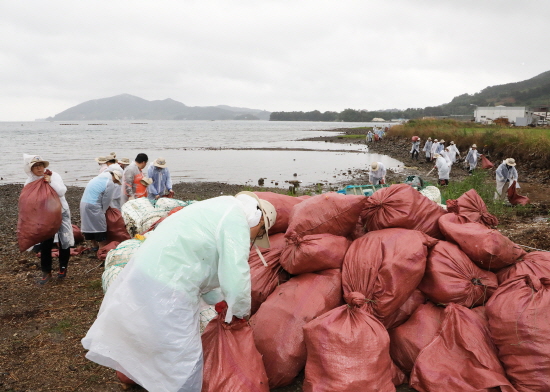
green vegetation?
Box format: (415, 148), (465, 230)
(48, 319), (73, 334)
(337, 134), (365, 139)
(87, 279), (102, 291)
(390, 119), (550, 168)
(439, 170), (530, 219)
(270, 70), (550, 122)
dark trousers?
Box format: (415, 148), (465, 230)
(40, 237), (70, 273)
(412, 151), (419, 160)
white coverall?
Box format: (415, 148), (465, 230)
(435, 156), (450, 181)
(448, 144), (460, 164)
(494, 162), (518, 200)
(369, 162), (387, 185)
(423, 141), (433, 160)
(82, 196), (252, 392)
(465, 149), (481, 171)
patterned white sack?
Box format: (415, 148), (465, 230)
(102, 239), (144, 293)
(420, 185), (442, 204)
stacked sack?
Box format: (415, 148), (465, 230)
(196, 185), (550, 392)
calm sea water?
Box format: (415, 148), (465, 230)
(0, 120), (402, 188)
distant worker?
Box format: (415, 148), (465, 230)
(80, 169), (123, 251)
(410, 138), (420, 161)
(495, 158), (518, 200)
(448, 141), (460, 164)
(147, 157), (174, 200)
(430, 139), (439, 161)
(465, 144), (482, 174)
(366, 130), (373, 143)
(442, 147), (452, 166)
(121, 153), (149, 204)
(437, 139), (445, 154)
(369, 161), (386, 185)
(433, 153), (450, 186)
(422, 138), (433, 163)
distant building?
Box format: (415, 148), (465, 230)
(372, 117), (385, 122)
(474, 106), (538, 126)
(532, 106), (549, 123)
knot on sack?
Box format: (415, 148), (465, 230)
(525, 274), (542, 292)
(471, 277), (485, 286)
(344, 292), (367, 307)
(285, 232), (302, 246)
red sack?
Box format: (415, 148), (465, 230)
(374, 134), (380, 141)
(445, 189), (498, 227)
(343, 228), (435, 327)
(253, 192), (305, 234)
(497, 251), (550, 284)
(285, 193), (366, 238)
(17, 178), (62, 252)
(280, 233), (351, 274)
(389, 302), (446, 374)
(72, 224), (85, 244)
(487, 275), (550, 391)
(106, 207), (131, 243)
(201, 302), (269, 392)
(507, 181), (530, 206)
(384, 289), (426, 330)
(418, 241), (498, 307)
(250, 269), (342, 388)
(97, 241), (119, 260)
(481, 155), (494, 169)
(409, 303), (515, 392)
(248, 247), (289, 315)
(438, 213), (525, 271)
(303, 303), (395, 392)
(411, 136), (419, 141)
(361, 184), (446, 239)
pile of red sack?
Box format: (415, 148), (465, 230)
(200, 186), (550, 392)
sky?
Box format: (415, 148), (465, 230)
(1, 0), (549, 121)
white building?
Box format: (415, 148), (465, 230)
(474, 106), (537, 125)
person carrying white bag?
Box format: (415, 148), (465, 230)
(82, 191), (276, 392)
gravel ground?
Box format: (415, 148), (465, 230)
(1, 133), (548, 391)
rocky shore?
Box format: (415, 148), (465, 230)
(0, 131), (548, 392)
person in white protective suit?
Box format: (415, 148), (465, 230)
(82, 191), (277, 392)
(410, 138), (421, 161)
(465, 144), (482, 174)
(448, 141), (460, 164)
(442, 147), (453, 166)
(430, 139), (439, 161)
(369, 161), (386, 185)
(433, 153), (450, 186)
(422, 137), (433, 162)
(494, 158), (518, 201)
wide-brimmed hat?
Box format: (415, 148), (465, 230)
(117, 157), (130, 165)
(472, 144), (477, 148)
(28, 155), (50, 170)
(235, 191), (277, 249)
(140, 177), (153, 186)
(428, 137), (432, 140)
(106, 154), (117, 162)
(110, 152), (116, 159)
(433, 139), (438, 142)
(504, 158), (516, 166)
(95, 156), (108, 164)
(371, 162), (379, 171)
(153, 157), (167, 168)
(110, 169), (123, 183)
(450, 141), (455, 145)
(433, 153), (442, 159)
(440, 139), (445, 143)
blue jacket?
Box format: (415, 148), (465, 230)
(147, 166), (172, 199)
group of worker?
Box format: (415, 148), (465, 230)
(366, 126), (388, 142)
(81, 152), (175, 251)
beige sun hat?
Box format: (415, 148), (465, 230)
(450, 141), (455, 145)
(110, 152), (116, 159)
(235, 191), (277, 249)
(106, 154), (117, 162)
(440, 139), (445, 143)
(472, 144), (477, 148)
(433, 153), (442, 159)
(140, 177), (153, 186)
(153, 157), (167, 168)
(95, 156), (108, 164)
(28, 155), (50, 169)
(428, 137), (432, 140)
(109, 169), (123, 183)
(433, 139), (438, 142)
(371, 162), (379, 171)
(117, 157), (130, 165)
(504, 158), (516, 166)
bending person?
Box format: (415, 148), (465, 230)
(82, 192), (277, 392)
(80, 169), (123, 250)
(495, 158), (518, 200)
(369, 161), (386, 185)
(147, 157), (174, 200)
(433, 153), (450, 186)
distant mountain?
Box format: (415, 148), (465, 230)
(47, 94), (271, 121)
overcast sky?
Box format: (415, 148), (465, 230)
(1, 0), (549, 121)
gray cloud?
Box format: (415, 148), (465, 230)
(1, 0), (548, 120)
